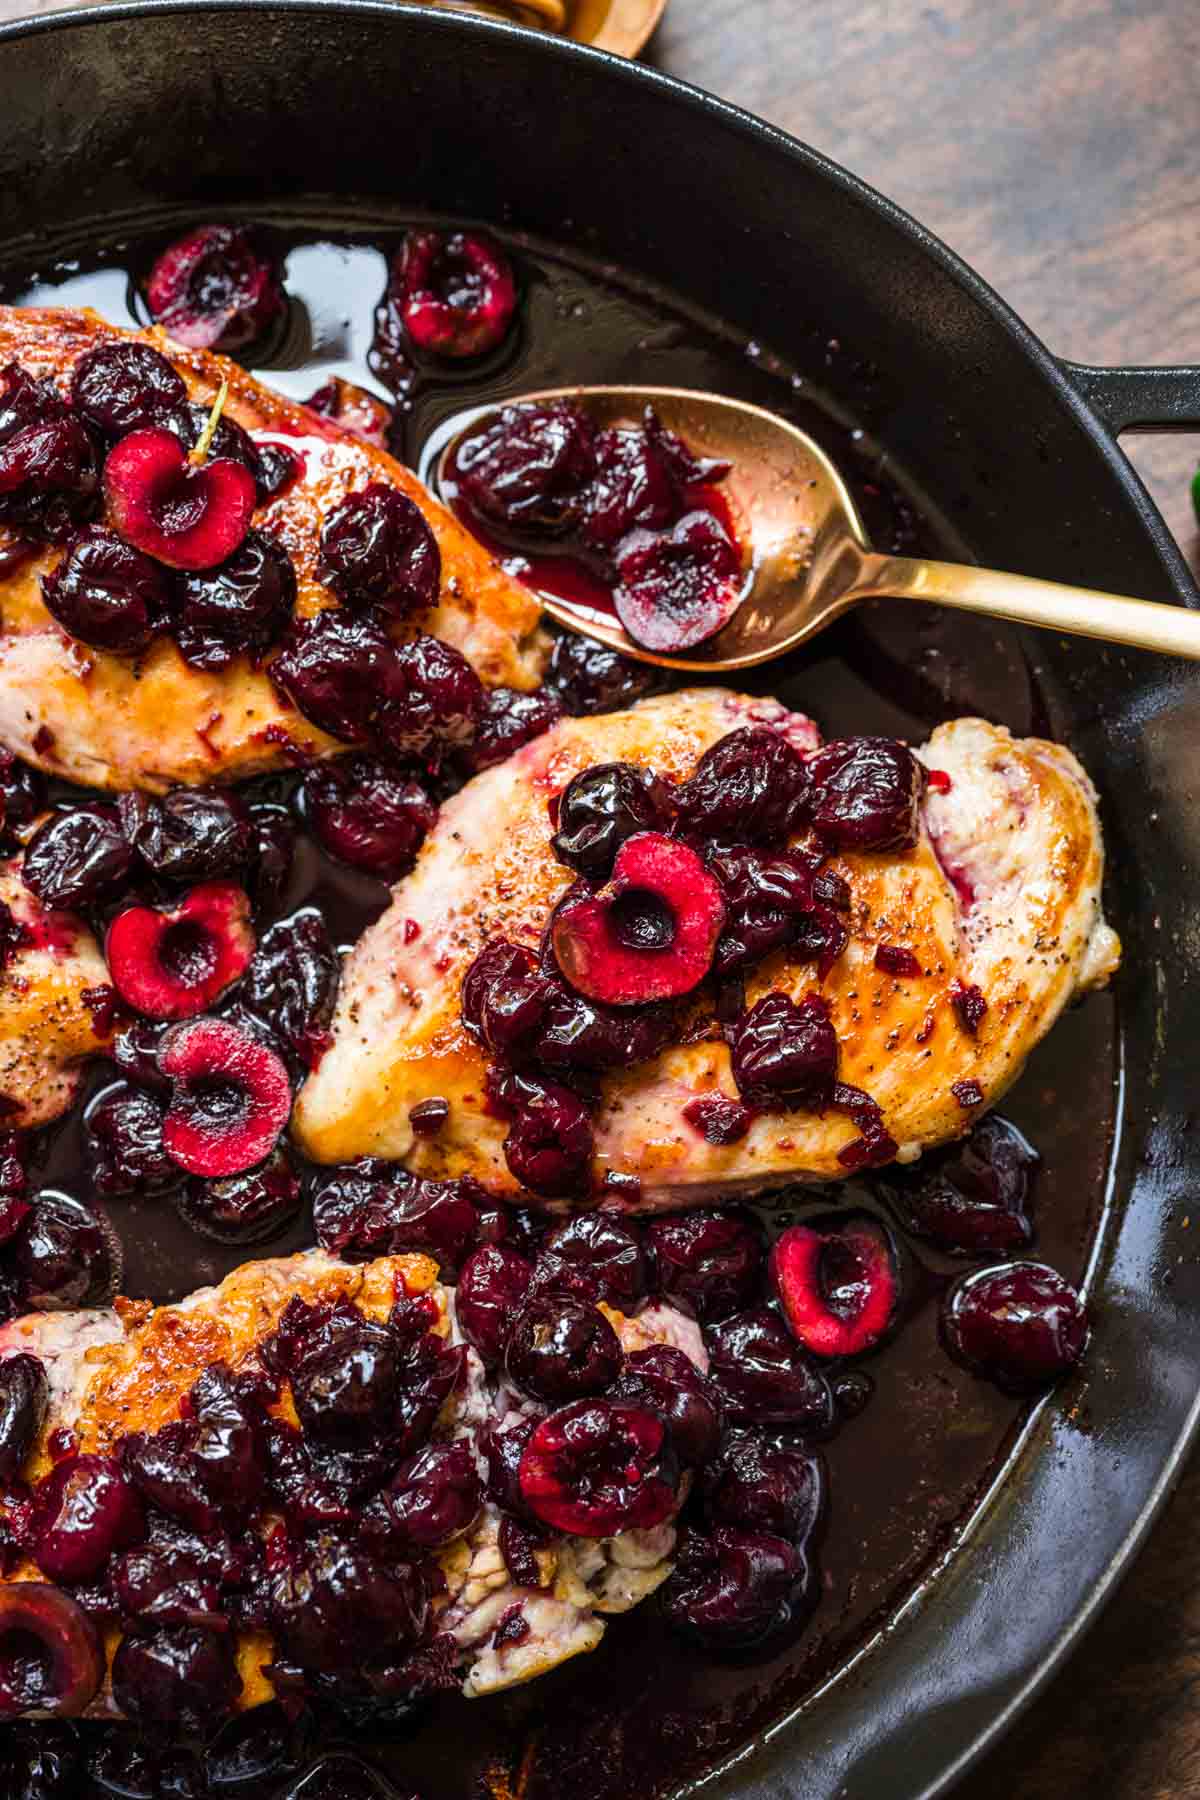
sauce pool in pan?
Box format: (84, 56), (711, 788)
(0, 217), (1118, 1798)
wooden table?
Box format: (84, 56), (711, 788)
(3, 0), (1197, 1791)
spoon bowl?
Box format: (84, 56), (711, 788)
(430, 385), (1200, 668)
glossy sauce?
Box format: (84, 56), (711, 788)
(3, 217), (1118, 1799)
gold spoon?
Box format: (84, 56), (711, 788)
(431, 385), (1200, 671)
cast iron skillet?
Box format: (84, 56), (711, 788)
(1, 5), (1199, 1794)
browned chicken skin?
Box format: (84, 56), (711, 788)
(0, 306), (547, 792)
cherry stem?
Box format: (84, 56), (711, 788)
(189, 377), (230, 466)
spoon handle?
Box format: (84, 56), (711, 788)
(859, 554), (1200, 660)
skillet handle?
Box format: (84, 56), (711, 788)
(1061, 361), (1200, 434)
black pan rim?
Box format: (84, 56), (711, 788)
(0, 6), (1191, 1793)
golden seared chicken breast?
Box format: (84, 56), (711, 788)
(0, 1248), (709, 1716)
(0, 854), (113, 1126)
(293, 690), (1119, 1204)
(0, 307), (546, 791)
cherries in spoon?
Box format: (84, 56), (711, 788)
(430, 385), (1200, 669)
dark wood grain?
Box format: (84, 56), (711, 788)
(1, 0), (1196, 1791)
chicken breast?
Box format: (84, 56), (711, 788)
(0, 853), (113, 1126)
(292, 690), (1120, 1203)
(0, 1249), (702, 1711)
(0, 307), (547, 791)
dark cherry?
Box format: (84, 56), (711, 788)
(704, 1307), (834, 1432)
(0, 1720), (82, 1795)
(771, 1215), (899, 1359)
(707, 844), (823, 974)
(111, 1017), (171, 1091)
(269, 609), (397, 744)
(532, 1211), (647, 1311)
(246, 803), (295, 914)
(305, 374), (393, 448)
(242, 907), (339, 1070)
(460, 939), (550, 1061)
(318, 482), (440, 618)
(83, 1081), (179, 1198)
(451, 400), (596, 536)
(32, 1453), (144, 1582)
(175, 531), (297, 670)
(0, 371), (99, 544)
(378, 631), (484, 760)
(503, 1080), (594, 1198)
(145, 224), (285, 351)
(518, 1398), (679, 1537)
(578, 422), (678, 547)
(178, 1148), (302, 1245)
(551, 760), (676, 878)
(464, 684), (563, 773)
(702, 1430), (824, 1543)
(676, 727), (811, 846)
(806, 736), (925, 852)
(393, 228), (516, 359)
(879, 1114), (1038, 1254)
(86, 1730), (205, 1800)
(613, 510), (744, 653)
(941, 1260), (1088, 1393)
(111, 1540), (223, 1631)
(368, 1440), (482, 1552)
(644, 1208), (764, 1322)
(544, 629), (669, 717)
(0, 751), (46, 848)
(290, 1315), (400, 1446)
(0, 1354), (48, 1481)
(0, 1585), (102, 1719)
(111, 1623), (242, 1736)
(40, 525), (171, 654)
(455, 1244), (533, 1367)
(506, 1295), (623, 1404)
(660, 1525), (806, 1652)
(70, 340), (188, 440)
(310, 1162), (482, 1275)
(252, 440), (301, 504)
(729, 991), (839, 1111)
(301, 756), (437, 882)
(23, 802), (134, 909)
(189, 1362), (267, 1515)
(203, 1700), (315, 1795)
(119, 1424), (219, 1534)
(682, 1093), (754, 1146)
(531, 973), (677, 1074)
(268, 1534), (427, 1671)
(118, 787), (252, 885)
(11, 1191), (114, 1310)
(607, 1344), (721, 1467)
(481, 1416), (538, 1518)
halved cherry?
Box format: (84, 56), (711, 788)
(613, 510), (746, 652)
(770, 1215), (898, 1358)
(145, 224), (285, 352)
(106, 882), (255, 1021)
(305, 376), (393, 449)
(158, 1015), (291, 1178)
(0, 1583), (103, 1718)
(103, 425), (255, 571)
(394, 229), (516, 360)
(551, 831), (725, 1007)
(518, 1398), (680, 1537)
